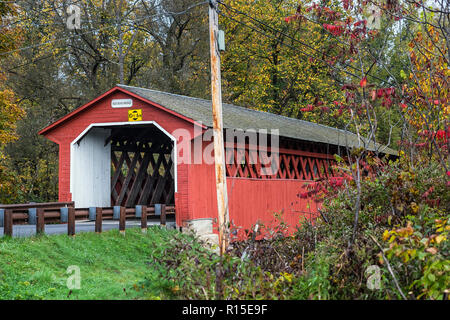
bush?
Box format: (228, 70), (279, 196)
(382, 211), (449, 299)
(293, 158), (450, 300)
(229, 158), (449, 300)
(138, 158), (448, 300)
(142, 230), (296, 299)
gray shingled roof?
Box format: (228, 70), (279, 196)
(118, 84), (397, 155)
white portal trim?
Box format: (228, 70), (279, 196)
(70, 121), (178, 202)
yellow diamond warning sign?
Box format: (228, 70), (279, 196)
(128, 109), (142, 121)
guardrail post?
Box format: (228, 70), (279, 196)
(140, 205), (147, 233)
(36, 208), (45, 235)
(60, 207), (68, 223)
(0, 209), (4, 227)
(68, 207), (75, 236)
(28, 208), (37, 225)
(88, 207), (96, 221)
(95, 207), (102, 233)
(160, 204), (166, 227)
(4, 209), (13, 237)
(119, 206), (126, 235)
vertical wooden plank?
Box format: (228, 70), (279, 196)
(95, 207), (102, 233)
(164, 182), (175, 205)
(138, 152), (164, 205)
(141, 205), (147, 232)
(314, 158), (322, 178)
(292, 157), (300, 179)
(308, 157), (316, 179)
(245, 149), (256, 178)
(4, 209), (13, 237)
(301, 157), (310, 180)
(150, 158), (173, 205)
(160, 204), (166, 227)
(36, 208), (45, 235)
(111, 151), (125, 203)
(119, 206), (126, 235)
(68, 207), (75, 236)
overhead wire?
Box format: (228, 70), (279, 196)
(217, 0), (393, 86)
(3, 0), (398, 88)
(0, 1), (208, 57)
(216, 8), (362, 85)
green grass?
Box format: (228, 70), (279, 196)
(0, 227), (185, 300)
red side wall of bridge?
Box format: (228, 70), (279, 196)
(186, 161), (320, 237)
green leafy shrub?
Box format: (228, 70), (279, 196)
(382, 212), (449, 299)
(306, 159), (449, 299)
(142, 231), (296, 299)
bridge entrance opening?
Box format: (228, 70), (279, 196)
(70, 122), (176, 209)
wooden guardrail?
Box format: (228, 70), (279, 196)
(0, 204), (174, 237)
(0, 201), (75, 210)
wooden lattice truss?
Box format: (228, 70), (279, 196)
(225, 137), (339, 180)
(107, 126), (174, 207)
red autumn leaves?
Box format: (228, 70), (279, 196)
(419, 129), (449, 142)
(360, 77), (367, 88)
(323, 23), (344, 36)
(299, 78), (404, 117)
(322, 19), (368, 40)
(398, 128), (449, 152)
(298, 174), (353, 202)
(371, 87), (396, 108)
(300, 101), (330, 113)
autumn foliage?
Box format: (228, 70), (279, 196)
(0, 2), (26, 203)
(261, 0), (450, 300)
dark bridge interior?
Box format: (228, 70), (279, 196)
(104, 124), (175, 207)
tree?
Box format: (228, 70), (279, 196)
(282, 0), (448, 249)
(0, 1), (26, 203)
(220, 0), (345, 129)
(0, 2), (24, 146)
(0, 0), (211, 202)
(403, 23), (449, 170)
(133, 0), (210, 96)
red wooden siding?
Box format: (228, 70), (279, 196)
(227, 178), (320, 237)
(187, 157), (320, 236)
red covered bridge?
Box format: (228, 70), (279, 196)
(39, 85), (396, 237)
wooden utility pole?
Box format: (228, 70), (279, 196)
(208, 0), (230, 255)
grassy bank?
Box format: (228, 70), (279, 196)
(0, 227), (187, 300)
